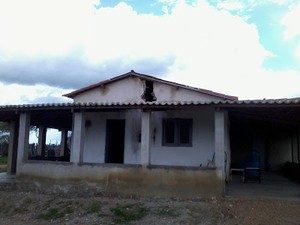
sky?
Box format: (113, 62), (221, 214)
(0, 0), (300, 104)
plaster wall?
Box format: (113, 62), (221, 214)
(230, 123), (293, 171)
(153, 82), (225, 102)
(150, 107), (215, 167)
(268, 130), (292, 171)
(81, 107), (215, 167)
(74, 77), (144, 103)
(73, 77), (226, 104)
(82, 110), (142, 164)
(16, 162), (223, 199)
(83, 111), (124, 163)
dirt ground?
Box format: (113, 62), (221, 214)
(0, 189), (299, 225)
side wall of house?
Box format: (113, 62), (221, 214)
(82, 107), (215, 167)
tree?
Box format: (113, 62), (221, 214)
(0, 122), (9, 133)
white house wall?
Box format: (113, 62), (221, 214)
(151, 107), (215, 167)
(73, 76), (226, 104)
(74, 77), (144, 103)
(81, 107), (215, 167)
(153, 82), (224, 102)
(82, 110), (142, 164)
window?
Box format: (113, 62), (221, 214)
(162, 119), (192, 146)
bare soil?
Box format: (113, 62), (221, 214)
(0, 189), (299, 225)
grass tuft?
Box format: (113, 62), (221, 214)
(0, 156), (8, 164)
(37, 208), (64, 220)
(110, 203), (148, 223)
(154, 206), (180, 217)
(86, 201), (102, 215)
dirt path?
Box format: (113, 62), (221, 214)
(0, 190), (299, 225)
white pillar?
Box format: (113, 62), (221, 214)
(7, 121), (18, 174)
(141, 109), (151, 167)
(215, 109), (226, 176)
(37, 126), (46, 157)
(70, 111), (85, 163)
(17, 112), (30, 166)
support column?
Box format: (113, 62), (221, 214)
(7, 121), (19, 174)
(141, 109), (151, 167)
(37, 126), (46, 158)
(70, 111), (85, 163)
(214, 109), (226, 178)
(16, 112), (31, 166)
(60, 129), (68, 157)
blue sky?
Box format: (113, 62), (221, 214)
(0, 0), (299, 103)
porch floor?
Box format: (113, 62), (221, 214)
(226, 172), (300, 201)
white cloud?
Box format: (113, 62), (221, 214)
(216, 0), (245, 11)
(0, 0), (300, 104)
(0, 82), (72, 105)
(281, 2), (300, 40)
(0, 0), (93, 56)
(296, 44), (300, 62)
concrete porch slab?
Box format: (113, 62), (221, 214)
(226, 172), (300, 201)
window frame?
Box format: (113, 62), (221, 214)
(162, 118), (193, 147)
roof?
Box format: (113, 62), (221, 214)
(1, 97), (300, 111)
(64, 70), (238, 101)
(2, 98), (300, 126)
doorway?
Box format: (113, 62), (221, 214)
(105, 119), (125, 164)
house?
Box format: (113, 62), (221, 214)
(0, 70), (299, 198)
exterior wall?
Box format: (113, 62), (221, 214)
(268, 130), (293, 171)
(74, 77), (144, 103)
(153, 82), (224, 102)
(82, 110), (141, 164)
(81, 107), (215, 167)
(151, 107), (215, 167)
(16, 162), (223, 199)
(73, 77), (226, 103)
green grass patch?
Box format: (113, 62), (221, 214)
(37, 200), (75, 220)
(37, 208), (64, 220)
(86, 201), (102, 215)
(154, 206), (180, 217)
(110, 203), (148, 224)
(63, 206), (74, 214)
(0, 203), (12, 215)
(0, 156), (8, 164)
(14, 207), (28, 214)
(0, 156), (8, 172)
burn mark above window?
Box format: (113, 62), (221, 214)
(141, 80), (157, 102)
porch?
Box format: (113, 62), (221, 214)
(226, 172), (300, 201)
(0, 103), (228, 198)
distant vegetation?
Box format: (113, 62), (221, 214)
(0, 122), (9, 157)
